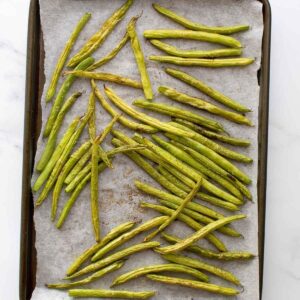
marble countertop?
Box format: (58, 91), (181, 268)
(0, 0), (299, 299)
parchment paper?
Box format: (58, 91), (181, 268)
(32, 0), (263, 299)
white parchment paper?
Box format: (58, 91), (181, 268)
(32, 0), (263, 299)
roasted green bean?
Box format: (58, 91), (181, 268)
(88, 32), (129, 71)
(47, 261), (124, 289)
(111, 263), (208, 286)
(150, 39), (242, 58)
(166, 68), (251, 112)
(68, 289), (155, 299)
(46, 13), (91, 102)
(140, 202), (226, 252)
(152, 3), (249, 35)
(67, 0), (133, 67)
(161, 253), (240, 285)
(144, 29), (242, 48)
(67, 221), (136, 276)
(162, 233), (254, 261)
(133, 99), (224, 132)
(158, 86), (252, 125)
(149, 56), (254, 67)
(147, 274), (238, 296)
(127, 16), (153, 100)
(64, 70), (142, 89)
(68, 241), (160, 279)
(33, 118), (80, 192)
(37, 92), (81, 171)
(43, 57), (94, 137)
(157, 214), (246, 254)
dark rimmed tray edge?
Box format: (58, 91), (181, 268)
(19, 0), (271, 299)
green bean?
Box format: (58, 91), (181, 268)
(173, 118), (251, 147)
(111, 263), (208, 287)
(88, 89), (96, 140)
(56, 163), (107, 229)
(87, 32), (129, 71)
(152, 3), (249, 35)
(147, 274), (238, 296)
(158, 215), (246, 254)
(171, 140), (252, 200)
(68, 289), (155, 299)
(47, 261), (124, 289)
(169, 121), (253, 167)
(135, 180), (223, 220)
(161, 253), (240, 285)
(36, 112), (91, 206)
(145, 180), (202, 241)
(65, 145), (145, 193)
(166, 68), (251, 113)
(93, 81), (157, 134)
(144, 29), (242, 48)
(162, 233), (254, 261)
(36, 92), (81, 171)
(67, 0), (133, 67)
(159, 200), (241, 237)
(64, 70), (142, 89)
(104, 86), (198, 139)
(149, 56), (254, 67)
(91, 216), (167, 262)
(33, 118), (80, 192)
(140, 202), (226, 252)
(68, 241), (160, 279)
(150, 39), (242, 58)
(158, 165), (240, 211)
(46, 13), (91, 102)
(136, 134), (243, 204)
(67, 221), (136, 276)
(52, 141), (91, 221)
(158, 86), (252, 126)
(133, 99), (224, 132)
(43, 57), (94, 137)
(127, 16), (153, 100)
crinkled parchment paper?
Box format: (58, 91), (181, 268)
(31, 0), (263, 299)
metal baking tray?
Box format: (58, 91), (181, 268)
(19, 0), (271, 299)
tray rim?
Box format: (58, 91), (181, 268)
(19, 0), (271, 299)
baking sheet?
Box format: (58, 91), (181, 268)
(31, 0), (263, 299)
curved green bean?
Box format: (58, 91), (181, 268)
(67, 0), (133, 67)
(152, 3), (249, 35)
(66, 221), (136, 276)
(147, 274), (238, 296)
(140, 202), (226, 252)
(166, 68), (251, 112)
(68, 241), (160, 279)
(158, 215), (246, 254)
(37, 92), (81, 171)
(91, 216), (167, 262)
(161, 253), (240, 285)
(88, 32), (129, 71)
(43, 57), (94, 137)
(46, 13), (91, 102)
(47, 261), (124, 289)
(173, 118), (251, 147)
(64, 70), (142, 89)
(128, 17), (153, 100)
(158, 86), (252, 125)
(33, 118), (80, 192)
(133, 99), (224, 132)
(162, 233), (254, 261)
(150, 39), (242, 58)
(111, 263), (208, 287)
(144, 29), (242, 48)
(69, 289), (155, 299)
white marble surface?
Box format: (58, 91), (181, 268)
(0, 0), (299, 299)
